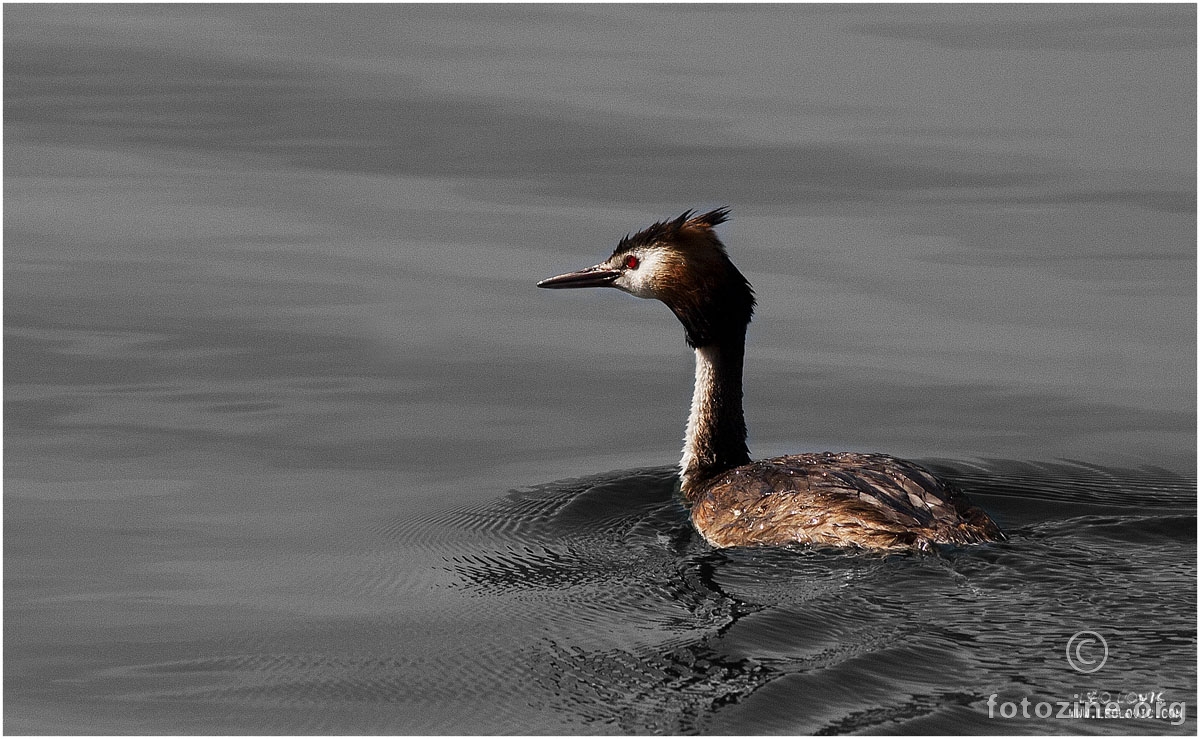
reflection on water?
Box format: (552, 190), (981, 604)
(13, 462), (1194, 734)
(5, 4), (1195, 735)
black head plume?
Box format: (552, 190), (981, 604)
(614, 207), (731, 257)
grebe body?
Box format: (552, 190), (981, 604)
(690, 452), (1001, 551)
(538, 208), (1003, 551)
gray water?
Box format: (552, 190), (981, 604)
(5, 4), (1196, 734)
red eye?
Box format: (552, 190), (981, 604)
(624, 254), (640, 270)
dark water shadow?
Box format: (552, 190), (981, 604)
(368, 459), (1196, 734)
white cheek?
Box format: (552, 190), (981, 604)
(615, 270), (657, 299)
(613, 251), (666, 299)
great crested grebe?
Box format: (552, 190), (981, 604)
(537, 208), (1004, 552)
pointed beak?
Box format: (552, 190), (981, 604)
(536, 264), (620, 289)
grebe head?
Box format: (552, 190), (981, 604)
(537, 208), (755, 347)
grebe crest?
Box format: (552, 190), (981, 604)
(538, 208), (1004, 552)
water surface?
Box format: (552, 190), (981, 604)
(5, 5), (1195, 734)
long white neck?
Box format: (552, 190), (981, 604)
(680, 340), (751, 500)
